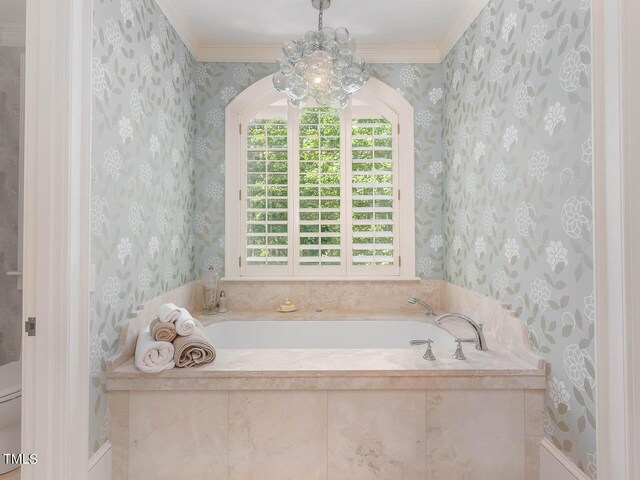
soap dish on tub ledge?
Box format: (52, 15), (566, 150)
(277, 299), (298, 313)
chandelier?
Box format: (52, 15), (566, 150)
(273, 0), (371, 109)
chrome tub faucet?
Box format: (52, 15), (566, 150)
(410, 339), (436, 361)
(407, 297), (437, 317)
(435, 313), (489, 351)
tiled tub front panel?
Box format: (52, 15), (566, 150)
(110, 388), (543, 480)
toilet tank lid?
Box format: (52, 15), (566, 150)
(0, 361), (21, 398)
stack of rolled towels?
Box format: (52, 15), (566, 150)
(134, 303), (216, 373)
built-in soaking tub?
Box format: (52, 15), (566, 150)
(206, 319), (454, 349)
(106, 280), (545, 480)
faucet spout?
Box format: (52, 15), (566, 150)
(435, 313), (488, 351)
(407, 297), (436, 316)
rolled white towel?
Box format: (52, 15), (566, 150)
(134, 327), (175, 373)
(175, 308), (196, 336)
(156, 303), (181, 323)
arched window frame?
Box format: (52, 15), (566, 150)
(224, 74), (416, 280)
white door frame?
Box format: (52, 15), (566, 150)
(593, 0), (640, 479)
(21, 0), (92, 478)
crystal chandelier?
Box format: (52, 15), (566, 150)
(273, 0), (371, 109)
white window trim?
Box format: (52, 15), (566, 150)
(225, 75), (415, 280)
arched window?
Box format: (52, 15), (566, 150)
(225, 75), (415, 279)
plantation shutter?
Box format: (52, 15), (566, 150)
(349, 105), (399, 275)
(237, 87), (407, 279)
(243, 104), (292, 275)
(296, 107), (344, 272)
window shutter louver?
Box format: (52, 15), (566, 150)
(233, 81), (412, 279)
(245, 117), (289, 267)
(298, 107), (343, 267)
(350, 116), (396, 268)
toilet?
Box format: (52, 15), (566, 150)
(0, 361), (21, 474)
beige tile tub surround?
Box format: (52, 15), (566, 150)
(109, 389), (540, 480)
(213, 279), (442, 313)
(107, 279), (544, 479)
(108, 391), (129, 480)
(524, 390), (545, 480)
(439, 281), (540, 366)
(426, 390), (525, 479)
(129, 391), (228, 480)
(229, 391), (327, 480)
(328, 390), (427, 480)
(108, 278), (539, 371)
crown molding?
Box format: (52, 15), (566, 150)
(437, 0), (490, 60)
(0, 22), (25, 47)
(196, 43), (441, 64)
(153, 0), (200, 57)
(196, 44), (280, 63)
(355, 44), (442, 64)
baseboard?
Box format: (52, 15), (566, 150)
(88, 441), (112, 480)
(540, 438), (590, 480)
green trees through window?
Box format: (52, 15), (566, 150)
(299, 108), (342, 266)
(244, 105), (397, 274)
(351, 118), (395, 266)
(246, 118), (289, 266)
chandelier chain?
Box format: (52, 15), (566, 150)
(318, 0), (324, 31)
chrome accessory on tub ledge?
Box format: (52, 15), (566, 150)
(407, 297), (437, 316)
(453, 338), (467, 360)
(409, 339), (436, 361)
(435, 313), (488, 351)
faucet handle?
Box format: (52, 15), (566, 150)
(423, 339), (436, 361)
(453, 338), (466, 360)
(410, 339), (428, 345)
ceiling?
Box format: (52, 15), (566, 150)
(155, 0), (489, 63)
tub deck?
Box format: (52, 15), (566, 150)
(108, 347), (543, 391)
(108, 310), (543, 391)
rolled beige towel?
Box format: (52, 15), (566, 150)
(173, 322), (216, 368)
(150, 317), (177, 342)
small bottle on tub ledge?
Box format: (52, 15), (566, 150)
(217, 290), (228, 313)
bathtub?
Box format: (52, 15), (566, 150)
(205, 319), (453, 349)
(108, 312), (545, 480)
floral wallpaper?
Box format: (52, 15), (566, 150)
(441, 0), (595, 475)
(192, 62), (444, 279)
(88, 44), (445, 454)
(90, 0), (595, 472)
(90, 0), (197, 455)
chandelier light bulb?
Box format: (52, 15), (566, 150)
(273, 0), (371, 109)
